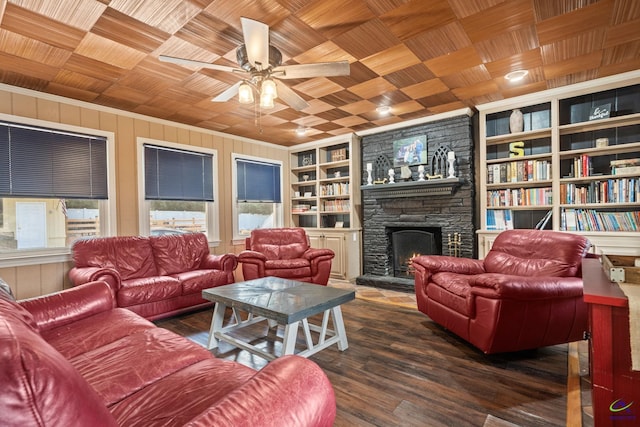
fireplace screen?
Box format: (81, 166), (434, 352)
(390, 229), (439, 277)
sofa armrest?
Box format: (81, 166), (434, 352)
(186, 355), (336, 427)
(470, 274), (585, 300)
(69, 266), (121, 291)
(238, 250), (268, 263)
(412, 255), (485, 276)
(303, 248), (335, 261)
(200, 253), (238, 272)
(19, 281), (116, 332)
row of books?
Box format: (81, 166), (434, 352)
(486, 187), (553, 207)
(487, 159), (551, 184)
(560, 178), (640, 204)
(320, 182), (349, 196)
(561, 208), (640, 231)
(321, 200), (350, 212)
(569, 154), (592, 178)
(292, 204), (314, 213)
(486, 209), (514, 230)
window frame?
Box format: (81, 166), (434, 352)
(231, 153), (283, 242)
(137, 137), (220, 245)
(0, 113), (116, 266)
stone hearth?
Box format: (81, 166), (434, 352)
(356, 114), (475, 292)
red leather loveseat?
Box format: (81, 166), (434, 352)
(412, 229), (591, 354)
(69, 232), (237, 320)
(0, 279), (336, 426)
(238, 228), (335, 285)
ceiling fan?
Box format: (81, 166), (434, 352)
(159, 17), (350, 111)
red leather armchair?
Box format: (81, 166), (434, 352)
(238, 228), (335, 285)
(412, 229), (591, 354)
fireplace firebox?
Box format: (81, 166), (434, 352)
(388, 227), (441, 277)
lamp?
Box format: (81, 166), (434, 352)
(260, 91), (274, 109)
(262, 79), (277, 98)
(238, 82), (254, 104)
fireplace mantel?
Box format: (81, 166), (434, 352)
(361, 177), (464, 199)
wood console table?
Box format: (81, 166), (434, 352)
(582, 258), (640, 426)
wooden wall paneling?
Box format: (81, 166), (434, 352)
(15, 264), (42, 300)
(40, 262), (65, 294)
(36, 98), (60, 122)
(162, 124), (178, 142)
(148, 120), (164, 140)
(11, 92), (37, 118)
(80, 107), (101, 128)
(115, 115), (137, 236)
(0, 267), (17, 295)
(59, 102), (82, 126)
(0, 90), (12, 114)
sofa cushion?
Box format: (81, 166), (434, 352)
(118, 276), (182, 307)
(173, 269), (230, 295)
(109, 358), (256, 426)
(42, 307), (156, 359)
(0, 315), (118, 427)
(150, 232), (210, 275)
(72, 236), (158, 280)
(428, 272), (474, 316)
(69, 328), (213, 406)
(266, 258), (312, 278)
(249, 228), (309, 260)
(484, 229), (590, 277)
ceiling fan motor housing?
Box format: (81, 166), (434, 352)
(236, 44), (283, 72)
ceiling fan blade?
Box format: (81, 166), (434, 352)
(240, 17), (270, 70)
(212, 81), (242, 102)
(274, 61), (350, 79)
(275, 80), (309, 111)
(159, 55), (243, 74)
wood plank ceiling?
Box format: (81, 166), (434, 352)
(0, 0), (638, 146)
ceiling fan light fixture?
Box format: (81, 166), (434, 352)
(238, 82), (254, 104)
(505, 70), (529, 82)
(260, 91), (275, 109)
(262, 79), (277, 98)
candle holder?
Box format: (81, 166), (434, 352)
(418, 165), (425, 181)
(366, 169), (372, 185)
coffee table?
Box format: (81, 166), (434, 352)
(202, 277), (355, 361)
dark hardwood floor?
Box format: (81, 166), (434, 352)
(156, 299), (571, 427)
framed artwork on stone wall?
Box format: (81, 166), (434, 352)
(392, 135), (427, 167)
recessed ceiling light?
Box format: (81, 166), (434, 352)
(295, 127), (307, 136)
(376, 106), (391, 115)
(505, 70), (529, 82)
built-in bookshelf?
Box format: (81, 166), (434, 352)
(477, 71), (640, 257)
(289, 134), (362, 279)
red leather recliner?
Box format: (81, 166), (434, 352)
(238, 228), (335, 285)
(412, 229), (591, 354)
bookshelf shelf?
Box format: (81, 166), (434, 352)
(477, 73), (640, 257)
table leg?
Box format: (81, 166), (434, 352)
(207, 302), (226, 350)
(332, 306), (349, 351)
(282, 321), (300, 355)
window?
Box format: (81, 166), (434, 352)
(139, 140), (218, 241)
(232, 154), (283, 239)
(0, 119), (113, 254)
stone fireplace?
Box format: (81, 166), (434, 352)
(357, 113), (475, 292)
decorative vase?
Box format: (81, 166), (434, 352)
(509, 109), (524, 133)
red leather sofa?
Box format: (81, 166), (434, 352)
(412, 229), (591, 354)
(238, 228), (335, 285)
(0, 280), (336, 426)
(69, 233), (237, 320)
